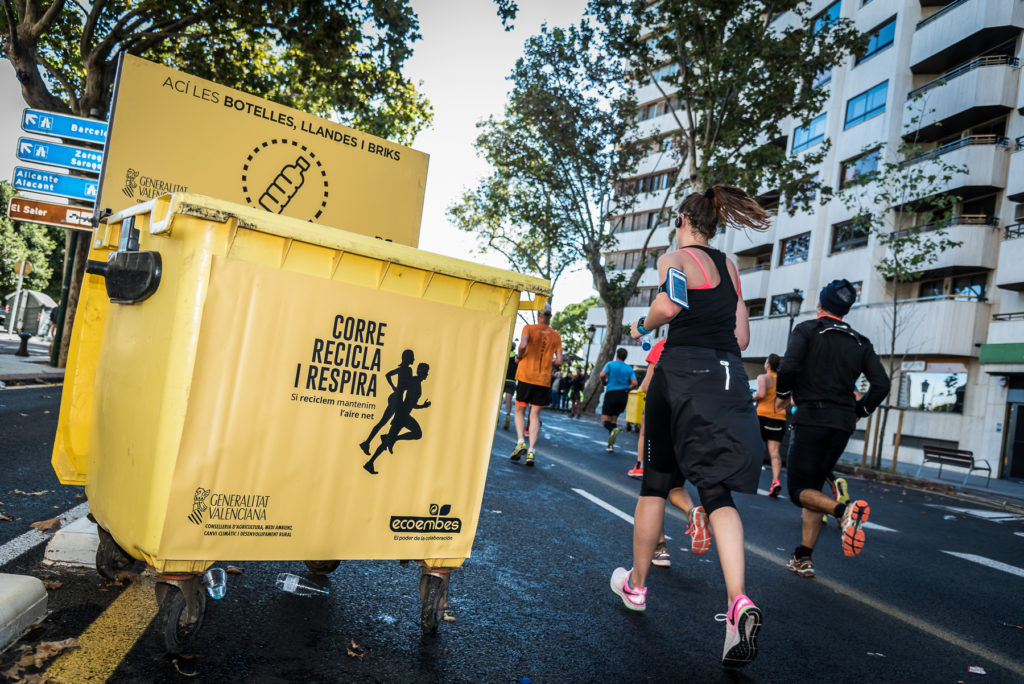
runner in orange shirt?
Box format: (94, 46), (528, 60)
(510, 306), (563, 466)
(752, 353), (786, 496)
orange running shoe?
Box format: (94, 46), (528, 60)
(686, 506), (711, 555)
(841, 500), (870, 557)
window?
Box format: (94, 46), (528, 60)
(813, 2), (841, 34)
(814, 68), (832, 89)
(845, 81), (888, 129)
(850, 281), (862, 301)
(778, 232), (811, 265)
(747, 299), (766, 317)
(952, 273), (987, 301)
(898, 361), (968, 414)
(839, 149), (880, 188)
(919, 279), (944, 297)
(831, 219), (870, 253)
(856, 17), (896, 65)
(769, 290), (804, 316)
(792, 113), (827, 153)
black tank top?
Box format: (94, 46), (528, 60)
(664, 245), (740, 355)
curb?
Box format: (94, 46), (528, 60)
(0, 372), (64, 387)
(836, 464), (1024, 515)
(0, 574), (47, 654)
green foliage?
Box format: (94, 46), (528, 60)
(1, 0), (432, 143)
(591, 0), (867, 205)
(551, 296), (599, 355)
(0, 182), (63, 299)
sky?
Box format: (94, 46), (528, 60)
(0, 1), (597, 311)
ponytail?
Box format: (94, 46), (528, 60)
(677, 184), (771, 240)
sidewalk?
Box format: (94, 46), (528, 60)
(0, 331), (65, 385)
(835, 453), (1024, 514)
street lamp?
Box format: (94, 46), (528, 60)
(585, 324), (596, 371)
(785, 289), (804, 338)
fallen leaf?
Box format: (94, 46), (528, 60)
(443, 609), (456, 623)
(1, 664), (23, 680)
(346, 639), (366, 660)
(20, 638), (78, 668)
(225, 565), (244, 575)
(0, 513), (13, 522)
(115, 570), (141, 584)
(171, 658), (198, 677)
(23, 674), (50, 684)
(74, 494), (84, 499)
(14, 489), (49, 496)
(43, 580), (63, 590)
(29, 517), (61, 532)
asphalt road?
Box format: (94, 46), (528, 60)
(2, 389), (1023, 682)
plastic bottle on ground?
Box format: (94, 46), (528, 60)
(203, 567), (227, 599)
(275, 572), (329, 597)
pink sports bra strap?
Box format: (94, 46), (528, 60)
(681, 248), (715, 290)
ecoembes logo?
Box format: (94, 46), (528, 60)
(187, 486), (270, 525)
(390, 503), (461, 534)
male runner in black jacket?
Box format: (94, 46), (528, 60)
(775, 279), (890, 578)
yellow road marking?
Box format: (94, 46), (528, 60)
(44, 577), (157, 683)
(495, 429), (1024, 677)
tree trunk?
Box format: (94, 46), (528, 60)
(581, 302), (625, 413)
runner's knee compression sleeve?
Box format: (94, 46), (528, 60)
(697, 484), (734, 515)
(603, 421), (615, 432)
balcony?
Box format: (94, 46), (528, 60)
(844, 296), (991, 357)
(987, 311), (1024, 344)
(904, 56), (1021, 141)
(911, 0), (1024, 74)
(996, 224), (1024, 290)
(891, 215), (1001, 276)
(739, 264), (769, 301)
(1008, 138), (1024, 202)
(729, 213), (776, 254)
(745, 315), (796, 359)
(900, 135), (1010, 200)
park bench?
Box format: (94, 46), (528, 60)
(916, 445), (991, 487)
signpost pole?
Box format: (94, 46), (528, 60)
(50, 233), (77, 366)
(8, 260), (28, 334)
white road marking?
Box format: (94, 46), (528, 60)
(572, 488), (634, 525)
(941, 551), (1024, 579)
(925, 505), (1024, 523)
(863, 522), (898, 533)
(0, 501), (90, 566)
(572, 488), (671, 540)
(1015, 532), (1024, 539)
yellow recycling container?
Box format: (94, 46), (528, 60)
(52, 193), (548, 606)
(625, 389), (645, 431)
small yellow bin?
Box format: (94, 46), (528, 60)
(625, 389), (645, 431)
(52, 193), (549, 575)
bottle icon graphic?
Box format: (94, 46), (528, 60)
(259, 155), (309, 213)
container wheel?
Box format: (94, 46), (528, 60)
(303, 560), (341, 575)
(95, 526), (134, 580)
(419, 573), (447, 635)
(155, 580), (207, 654)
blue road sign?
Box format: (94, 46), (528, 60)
(21, 109), (107, 145)
(16, 137), (103, 174)
(13, 166), (98, 203)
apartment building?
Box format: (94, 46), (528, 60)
(586, 0), (1024, 479)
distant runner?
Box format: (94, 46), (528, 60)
(600, 347), (637, 452)
(510, 306), (563, 466)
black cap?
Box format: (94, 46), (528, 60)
(819, 279), (856, 317)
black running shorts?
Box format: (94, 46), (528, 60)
(601, 389), (629, 417)
(758, 416), (786, 444)
(515, 381), (550, 407)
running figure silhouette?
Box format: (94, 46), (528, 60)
(363, 361), (432, 474)
(360, 349), (415, 456)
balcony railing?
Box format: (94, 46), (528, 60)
(892, 214), (998, 239)
(993, 311), (1024, 321)
(916, 0), (971, 30)
(739, 264), (769, 274)
(1017, 136), (1024, 152)
(907, 55), (1021, 99)
(1006, 223), (1024, 240)
(900, 134), (1009, 166)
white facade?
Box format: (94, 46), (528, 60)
(589, 0), (1024, 479)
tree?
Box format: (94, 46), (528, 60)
(551, 296), (598, 357)
(447, 173), (578, 321)
(455, 21), (657, 412)
(0, 181), (62, 301)
(592, 0), (866, 201)
(2, 0), (434, 364)
(837, 91), (965, 467)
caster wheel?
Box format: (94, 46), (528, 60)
(419, 573), (449, 635)
(95, 526), (134, 580)
(155, 581), (206, 654)
(303, 560), (341, 575)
